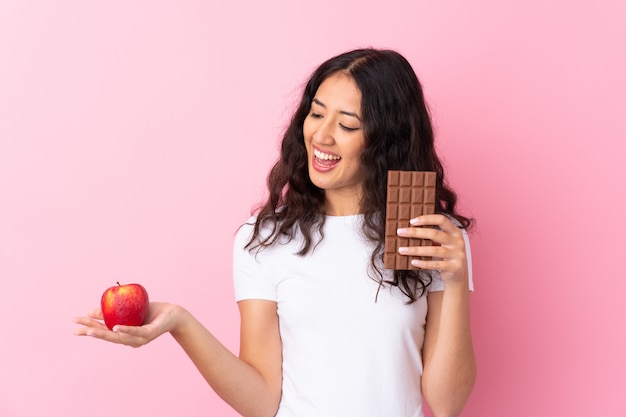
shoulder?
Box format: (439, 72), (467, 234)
(234, 216), (257, 246)
(234, 214), (296, 250)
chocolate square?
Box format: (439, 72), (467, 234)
(383, 170), (436, 270)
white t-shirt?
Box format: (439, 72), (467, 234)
(233, 214), (473, 417)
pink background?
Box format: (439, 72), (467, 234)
(1, 1), (625, 416)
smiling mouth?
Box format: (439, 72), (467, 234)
(313, 148), (341, 167)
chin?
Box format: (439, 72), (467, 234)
(309, 177), (329, 190)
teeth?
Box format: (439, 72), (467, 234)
(314, 149), (341, 161)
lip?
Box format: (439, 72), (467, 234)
(311, 145), (341, 173)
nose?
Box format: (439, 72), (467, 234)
(311, 118), (335, 145)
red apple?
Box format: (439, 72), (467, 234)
(100, 282), (149, 330)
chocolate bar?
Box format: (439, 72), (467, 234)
(383, 170), (436, 270)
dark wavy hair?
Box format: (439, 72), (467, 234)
(246, 48), (473, 303)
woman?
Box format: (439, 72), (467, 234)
(74, 48), (476, 417)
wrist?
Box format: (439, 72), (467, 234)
(168, 304), (192, 338)
(443, 276), (470, 293)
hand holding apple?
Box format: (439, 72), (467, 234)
(101, 282), (149, 330)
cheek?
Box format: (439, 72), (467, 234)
(346, 139), (365, 161)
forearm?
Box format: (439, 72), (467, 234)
(170, 307), (281, 417)
(422, 283), (476, 417)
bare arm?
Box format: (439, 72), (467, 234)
(74, 300), (282, 417)
(397, 214), (476, 417)
(422, 286), (475, 417)
(172, 300), (282, 417)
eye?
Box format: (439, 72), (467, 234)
(340, 124), (360, 132)
(308, 111), (323, 119)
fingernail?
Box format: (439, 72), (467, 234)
(410, 218), (420, 225)
(411, 259), (422, 267)
(398, 247), (409, 254)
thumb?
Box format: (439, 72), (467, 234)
(88, 308), (103, 320)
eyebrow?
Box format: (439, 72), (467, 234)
(312, 98), (361, 120)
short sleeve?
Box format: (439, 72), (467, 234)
(428, 228), (474, 292)
(232, 219), (278, 302)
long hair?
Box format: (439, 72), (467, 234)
(246, 48), (473, 302)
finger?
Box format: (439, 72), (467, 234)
(411, 255), (465, 271)
(73, 320), (108, 336)
(411, 258), (451, 271)
(397, 225), (447, 244)
(87, 308), (103, 320)
(111, 324), (153, 338)
(73, 316), (108, 330)
(398, 244), (449, 258)
(107, 330), (149, 348)
(410, 214), (461, 235)
(76, 325), (149, 348)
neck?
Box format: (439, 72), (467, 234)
(323, 190), (363, 216)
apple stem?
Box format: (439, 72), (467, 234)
(117, 281), (121, 286)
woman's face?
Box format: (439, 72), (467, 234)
(303, 72), (365, 212)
